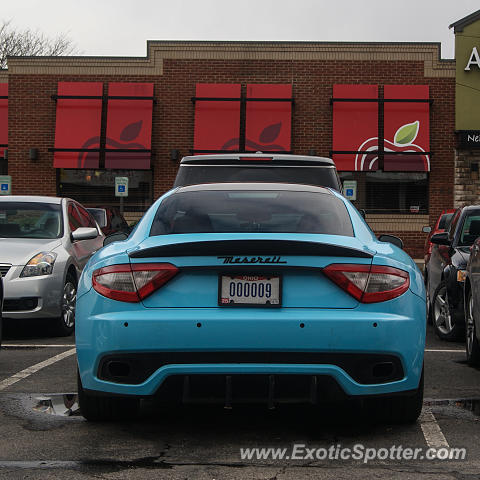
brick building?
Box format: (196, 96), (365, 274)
(0, 33), (466, 260)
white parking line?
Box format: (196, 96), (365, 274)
(424, 349), (464, 353)
(419, 408), (449, 449)
(0, 348), (76, 392)
(1, 344), (74, 348)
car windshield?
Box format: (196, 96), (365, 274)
(0, 202), (63, 239)
(459, 213), (480, 246)
(174, 165), (340, 190)
(150, 189), (353, 236)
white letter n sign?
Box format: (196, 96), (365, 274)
(465, 47), (480, 71)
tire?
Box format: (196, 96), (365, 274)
(77, 370), (139, 422)
(432, 280), (462, 341)
(465, 289), (480, 366)
(365, 368), (424, 424)
(52, 272), (77, 337)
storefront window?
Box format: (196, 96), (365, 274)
(58, 169), (153, 213)
(339, 171), (428, 214)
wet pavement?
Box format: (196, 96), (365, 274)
(0, 323), (479, 479)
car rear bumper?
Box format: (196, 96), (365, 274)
(76, 292), (426, 398)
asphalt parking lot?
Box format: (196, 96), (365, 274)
(0, 321), (479, 479)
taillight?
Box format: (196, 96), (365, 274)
(92, 263), (178, 302)
(323, 264), (409, 303)
(239, 156), (273, 161)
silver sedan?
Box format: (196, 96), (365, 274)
(0, 196), (104, 336)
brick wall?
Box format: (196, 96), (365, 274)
(454, 150), (480, 207)
(5, 42), (456, 259)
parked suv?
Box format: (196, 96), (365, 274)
(426, 205), (480, 340)
(173, 154), (341, 190)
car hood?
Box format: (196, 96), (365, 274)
(456, 247), (471, 264)
(0, 238), (62, 266)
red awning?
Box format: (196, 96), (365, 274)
(384, 85), (430, 172)
(105, 83), (154, 169)
(0, 83), (7, 159)
(193, 84), (241, 153)
(332, 84), (379, 171)
(53, 82), (103, 168)
(245, 84), (292, 152)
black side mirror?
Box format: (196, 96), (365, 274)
(378, 234), (404, 250)
(430, 232), (451, 246)
(103, 232), (128, 247)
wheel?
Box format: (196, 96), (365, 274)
(465, 289), (480, 366)
(432, 280), (462, 341)
(365, 368), (424, 424)
(77, 370), (139, 422)
(52, 272), (77, 337)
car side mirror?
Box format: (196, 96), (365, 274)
(358, 209), (366, 219)
(378, 234), (404, 250)
(430, 232), (451, 246)
(422, 226), (432, 233)
(71, 227), (98, 241)
(103, 232), (129, 247)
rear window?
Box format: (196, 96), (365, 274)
(438, 213), (454, 230)
(173, 165), (340, 190)
(150, 190), (353, 236)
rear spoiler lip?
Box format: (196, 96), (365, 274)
(128, 239), (373, 259)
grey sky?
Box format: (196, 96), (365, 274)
(2, 0), (478, 59)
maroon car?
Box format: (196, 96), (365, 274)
(87, 207), (130, 237)
(423, 209), (455, 265)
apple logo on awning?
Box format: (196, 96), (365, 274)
(222, 123), (286, 152)
(77, 121), (146, 168)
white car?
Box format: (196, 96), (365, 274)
(0, 196), (104, 336)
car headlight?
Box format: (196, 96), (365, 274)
(20, 252), (57, 277)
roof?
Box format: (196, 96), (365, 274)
(180, 154), (335, 166)
(0, 195), (63, 204)
(449, 9), (480, 32)
(175, 182), (332, 194)
(462, 205), (480, 211)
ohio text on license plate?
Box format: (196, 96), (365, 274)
(219, 275), (281, 306)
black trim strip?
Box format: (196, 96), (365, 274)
(191, 97), (294, 103)
(129, 240), (372, 259)
(52, 95), (155, 101)
(48, 148), (151, 153)
(330, 150), (431, 156)
(98, 352), (404, 385)
(331, 98), (432, 104)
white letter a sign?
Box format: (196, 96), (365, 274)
(465, 47), (480, 71)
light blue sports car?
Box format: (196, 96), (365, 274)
(76, 183), (426, 422)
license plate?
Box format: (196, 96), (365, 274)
(219, 275), (281, 306)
